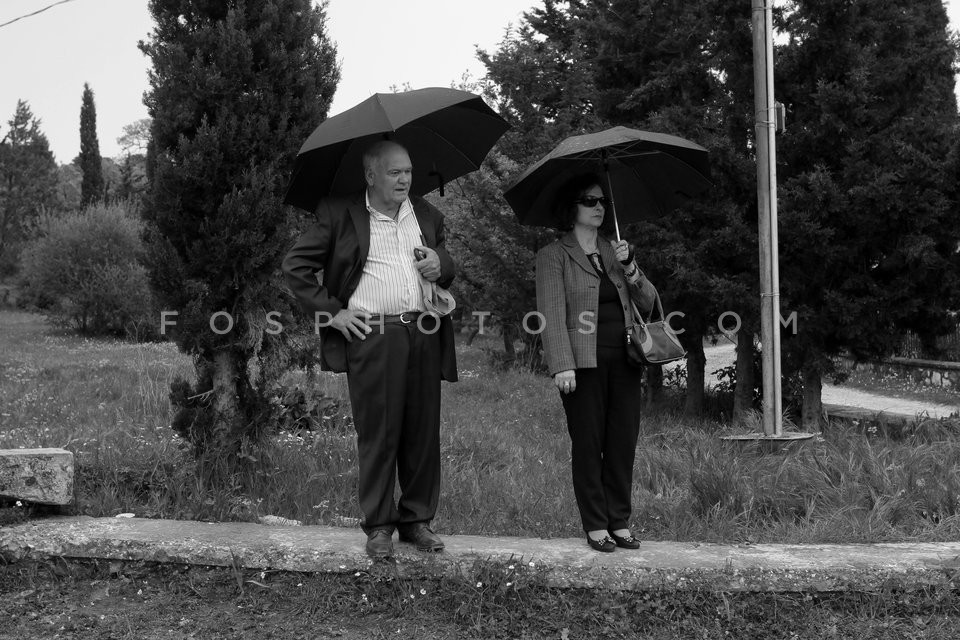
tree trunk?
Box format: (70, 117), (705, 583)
(502, 323), (516, 359)
(801, 363), (823, 432)
(466, 324), (480, 347)
(733, 331), (756, 421)
(684, 336), (705, 416)
(210, 350), (244, 456)
(645, 364), (663, 407)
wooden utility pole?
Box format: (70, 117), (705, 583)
(724, 1), (814, 446)
(752, 0), (783, 436)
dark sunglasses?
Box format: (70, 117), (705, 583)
(575, 196), (609, 207)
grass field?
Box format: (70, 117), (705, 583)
(3, 309), (960, 544)
(5, 310), (960, 638)
(3, 557), (960, 639)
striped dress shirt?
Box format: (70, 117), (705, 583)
(347, 192), (426, 315)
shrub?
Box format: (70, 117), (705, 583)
(17, 200), (158, 339)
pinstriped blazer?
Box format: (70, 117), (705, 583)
(535, 232), (657, 376)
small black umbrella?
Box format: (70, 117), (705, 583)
(284, 87), (509, 213)
(503, 126), (712, 238)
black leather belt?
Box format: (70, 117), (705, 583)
(368, 311), (424, 324)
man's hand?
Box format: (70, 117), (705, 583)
(414, 245), (441, 282)
(330, 308), (371, 341)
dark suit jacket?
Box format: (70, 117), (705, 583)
(282, 191), (458, 382)
(536, 232), (657, 376)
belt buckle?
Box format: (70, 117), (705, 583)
(400, 312), (415, 324)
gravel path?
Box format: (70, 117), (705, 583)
(670, 343), (958, 420)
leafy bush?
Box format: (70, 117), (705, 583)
(17, 200), (158, 339)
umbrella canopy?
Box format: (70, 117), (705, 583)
(503, 126), (712, 233)
(284, 87), (509, 213)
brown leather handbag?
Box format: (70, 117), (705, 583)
(625, 294), (686, 366)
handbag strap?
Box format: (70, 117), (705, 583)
(629, 292), (666, 327)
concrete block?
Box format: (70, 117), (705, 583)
(0, 448), (74, 505)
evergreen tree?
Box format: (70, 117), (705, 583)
(0, 101), (59, 275)
(479, 0), (606, 166)
(445, 3), (604, 360)
(139, 0), (339, 461)
(438, 147), (549, 363)
(116, 154), (147, 202)
(79, 83), (105, 206)
(477, 0), (958, 423)
(116, 118), (151, 203)
(776, 0), (960, 428)
(570, 0), (761, 416)
(477, 0), (760, 415)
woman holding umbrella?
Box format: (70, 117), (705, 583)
(535, 173), (657, 552)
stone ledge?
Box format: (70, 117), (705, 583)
(3, 516), (960, 593)
(0, 448), (74, 505)
(824, 403), (940, 424)
(890, 357), (960, 371)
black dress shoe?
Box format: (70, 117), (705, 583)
(398, 523), (445, 552)
(608, 531), (641, 549)
(586, 535), (616, 552)
(365, 529), (394, 558)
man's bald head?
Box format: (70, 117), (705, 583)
(363, 140), (410, 175)
(363, 140), (412, 214)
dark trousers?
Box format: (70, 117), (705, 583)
(560, 345), (644, 533)
(345, 319), (442, 533)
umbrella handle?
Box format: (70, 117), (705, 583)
(429, 170), (445, 197)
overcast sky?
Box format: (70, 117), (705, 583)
(1, 0), (958, 163)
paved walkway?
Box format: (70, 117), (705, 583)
(3, 516), (960, 593)
(680, 344), (958, 420)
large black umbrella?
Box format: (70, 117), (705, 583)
(284, 87), (509, 213)
(503, 126), (712, 238)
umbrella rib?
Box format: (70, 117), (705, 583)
(557, 148), (710, 179)
(373, 93), (401, 131)
(557, 149), (662, 161)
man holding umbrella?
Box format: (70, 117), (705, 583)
(283, 87), (507, 558)
(283, 140), (456, 558)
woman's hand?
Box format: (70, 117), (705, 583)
(611, 239), (635, 265)
(554, 369), (576, 394)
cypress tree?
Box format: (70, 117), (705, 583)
(138, 0), (339, 462)
(0, 101), (59, 274)
(776, 0), (960, 428)
(79, 83), (104, 206)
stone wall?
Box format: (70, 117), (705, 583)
(862, 357), (960, 391)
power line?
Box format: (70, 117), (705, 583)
(0, 0), (80, 30)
